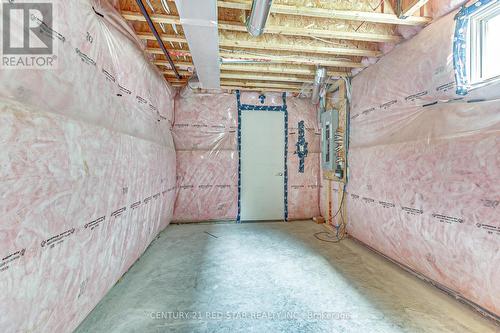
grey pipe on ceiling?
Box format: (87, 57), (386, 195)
(246, 0), (273, 36)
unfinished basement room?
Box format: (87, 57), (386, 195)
(0, 0), (499, 332)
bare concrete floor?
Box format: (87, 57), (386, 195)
(76, 221), (498, 333)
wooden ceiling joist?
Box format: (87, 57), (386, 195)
(162, 69), (192, 76)
(220, 63), (348, 77)
(220, 72), (313, 83)
(169, 79), (189, 84)
(216, 0), (431, 26)
(148, 47), (362, 68)
(136, 31), (187, 44)
(221, 81), (312, 93)
(121, 0), (430, 90)
(162, 0), (430, 26)
(122, 10), (402, 43)
(137, 31), (381, 58)
(219, 38), (381, 58)
(218, 51), (363, 68)
(220, 80), (306, 90)
(220, 86), (306, 93)
(153, 60), (194, 69)
(148, 47), (190, 56)
(121, 11), (181, 25)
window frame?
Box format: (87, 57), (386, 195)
(467, 1), (500, 86)
(454, 0), (500, 95)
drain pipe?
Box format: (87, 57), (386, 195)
(311, 67), (326, 104)
(246, 0), (273, 36)
(136, 0), (181, 79)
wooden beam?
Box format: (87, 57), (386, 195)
(216, 1), (430, 26)
(221, 80), (307, 90)
(218, 51), (363, 68)
(148, 48), (191, 57)
(220, 63), (348, 77)
(148, 47), (190, 56)
(148, 47), (362, 68)
(217, 20), (401, 44)
(121, 10), (401, 43)
(219, 36), (382, 58)
(153, 60), (194, 69)
(220, 85), (306, 93)
(162, 69), (192, 76)
(168, 78), (189, 84)
(220, 72), (313, 83)
(137, 31), (381, 58)
(168, 0), (430, 25)
(398, 0), (430, 19)
(121, 11), (181, 25)
(136, 31), (187, 43)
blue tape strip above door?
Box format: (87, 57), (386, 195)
(236, 90), (288, 223)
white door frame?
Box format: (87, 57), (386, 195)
(236, 92), (288, 222)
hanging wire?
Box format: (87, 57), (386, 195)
(314, 184), (347, 243)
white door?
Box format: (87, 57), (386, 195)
(240, 111), (285, 221)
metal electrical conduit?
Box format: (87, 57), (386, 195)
(135, 0), (181, 79)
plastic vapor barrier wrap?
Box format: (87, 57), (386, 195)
(173, 91), (238, 222)
(173, 90), (320, 222)
(0, 1), (176, 332)
(286, 96), (321, 220)
(343, 10), (500, 317)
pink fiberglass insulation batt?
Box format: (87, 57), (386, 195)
(336, 10), (500, 316)
(0, 1), (176, 332)
(172, 90), (321, 222)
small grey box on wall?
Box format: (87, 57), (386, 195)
(320, 109), (339, 171)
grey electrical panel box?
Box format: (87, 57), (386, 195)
(320, 109), (339, 171)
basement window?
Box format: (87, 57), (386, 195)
(468, 2), (500, 85)
(454, 1), (500, 94)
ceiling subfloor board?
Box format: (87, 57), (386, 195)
(121, 10), (402, 43)
(138, 31), (381, 57)
(216, 0), (431, 26)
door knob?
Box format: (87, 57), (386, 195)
(275, 172), (283, 176)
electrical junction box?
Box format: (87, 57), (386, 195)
(320, 109), (339, 171)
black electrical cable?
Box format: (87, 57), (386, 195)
(135, 0), (181, 79)
(314, 231), (342, 243)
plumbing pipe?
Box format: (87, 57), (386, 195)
(246, 0), (273, 36)
(311, 67), (326, 104)
(135, 0), (181, 79)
